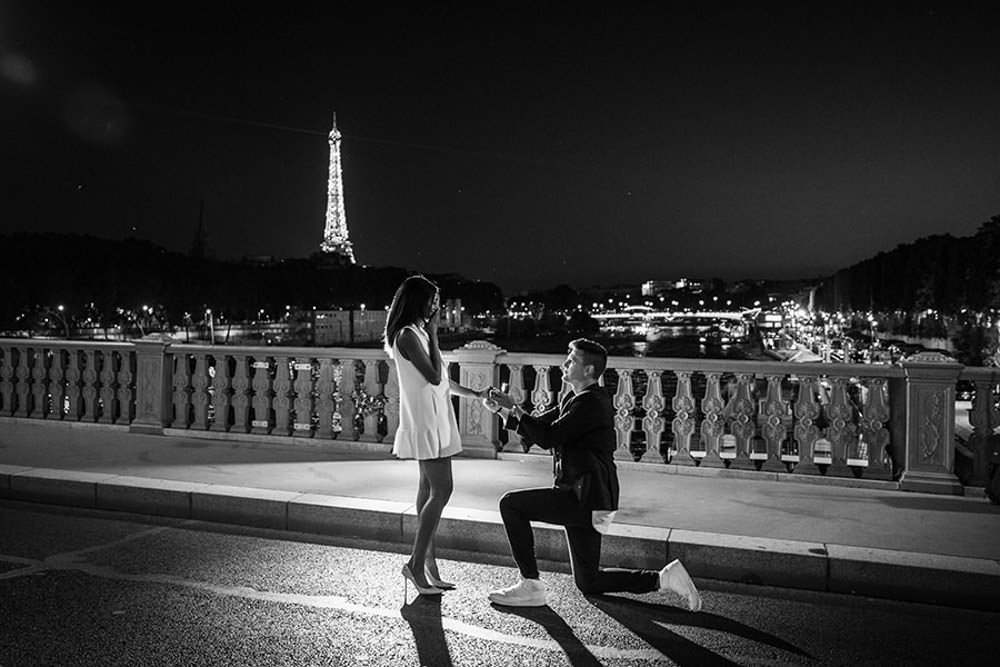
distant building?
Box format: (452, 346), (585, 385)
(242, 254), (278, 267)
(641, 278), (709, 296)
(440, 298), (470, 332)
(314, 309), (387, 346)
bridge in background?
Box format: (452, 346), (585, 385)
(591, 307), (759, 323)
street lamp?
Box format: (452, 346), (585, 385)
(206, 308), (215, 345)
(54, 305), (70, 339)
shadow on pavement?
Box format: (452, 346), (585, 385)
(400, 595), (453, 667)
(877, 495), (1000, 514)
(588, 595), (811, 667)
(492, 604), (603, 667)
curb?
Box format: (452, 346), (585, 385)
(2, 465), (998, 612)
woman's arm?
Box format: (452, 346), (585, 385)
(449, 379), (489, 400)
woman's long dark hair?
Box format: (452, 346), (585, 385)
(383, 275), (439, 356)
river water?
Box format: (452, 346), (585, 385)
(493, 325), (752, 360)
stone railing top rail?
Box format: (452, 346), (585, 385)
(0, 338), (134, 352)
(6, 338), (993, 381)
(169, 342), (390, 360)
(961, 366), (1000, 382)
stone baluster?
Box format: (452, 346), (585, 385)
(171, 351), (192, 429)
(321, 358), (345, 440)
(229, 355), (251, 433)
(211, 353), (233, 433)
(292, 359), (315, 437)
(966, 375), (999, 488)
(382, 358), (399, 442)
(757, 374), (789, 473)
(189, 353), (210, 430)
(361, 358), (380, 442)
(30, 347), (49, 419)
(130, 335), (174, 435)
(699, 372), (726, 467)
(64, 350), (83, 422)
(825, 376), (855, 477)
(13, 347), (31, 417)
(899, 352), (963, 494)
(725, 373), (757, 470)
(504, 363), (528, 453)
(641, 369), (666, 463)
(451, 341), (503, 458)
(272, 356), (293, 436)
(612, 368), (635, 461)
(670, 371), (696, 466)
(115, 350), (134, 426)
(250, 357), (273, 435)
(98, 350), (118, 424)
(81, 349), (99, 422)
(506, 363), (526, 408)
(792, 376), (822, 475)
(531, 365), (554, 416)
(338, 359), (358, 441)
(0, 345), (14, 415)
(859, 377), (892, 480)
(47, 349), (66, 421)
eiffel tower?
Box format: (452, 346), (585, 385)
(319, 112), (356, 264)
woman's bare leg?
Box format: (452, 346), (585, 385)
(406, 457), (453, 587)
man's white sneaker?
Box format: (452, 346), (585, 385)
(658, 560), (702, 612)
(488, 578), (547, 607)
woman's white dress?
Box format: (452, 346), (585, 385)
(390, 324), (462, 460)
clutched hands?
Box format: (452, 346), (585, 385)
(484, 386), (515, 410)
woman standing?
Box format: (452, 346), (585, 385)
(384, 275), (487, 594)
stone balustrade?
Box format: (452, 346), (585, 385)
(1, 337), (996, 495)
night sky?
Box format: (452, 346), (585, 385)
(2, 1), (998, 293)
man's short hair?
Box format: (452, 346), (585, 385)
(570, 338), (607, 379)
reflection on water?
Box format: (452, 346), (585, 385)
(606, 329), (750, 360)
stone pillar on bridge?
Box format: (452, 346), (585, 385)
(130, 334), (175, 435)
(898, 351), (963, 495)
(449, 340), (503, 459)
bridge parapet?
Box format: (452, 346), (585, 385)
(1, 337), (994, 494)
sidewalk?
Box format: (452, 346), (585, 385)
(1, 418), (998, 611)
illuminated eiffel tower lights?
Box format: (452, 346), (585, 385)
(319, 112), (356, 263)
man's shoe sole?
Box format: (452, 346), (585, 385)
(488, 594), (547, 607)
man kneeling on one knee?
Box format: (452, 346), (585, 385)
(483, 338), (702, 611)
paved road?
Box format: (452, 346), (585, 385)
(1, 501), (996, 666)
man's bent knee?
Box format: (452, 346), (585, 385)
(573, 572), (602, 595)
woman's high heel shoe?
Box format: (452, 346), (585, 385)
(402, 564), (443, 595)
(425, 569), (455, 590)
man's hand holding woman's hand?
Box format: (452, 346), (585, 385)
(489, 388), (515, 410)
(481, 386), (516, 414)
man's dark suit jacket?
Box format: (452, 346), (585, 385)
(506, 384), (620, 512)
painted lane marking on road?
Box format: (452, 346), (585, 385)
(0, 546), (663, 661)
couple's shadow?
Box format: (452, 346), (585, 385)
(400, 593), (809, 667)
(495, 595), (810, 667)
